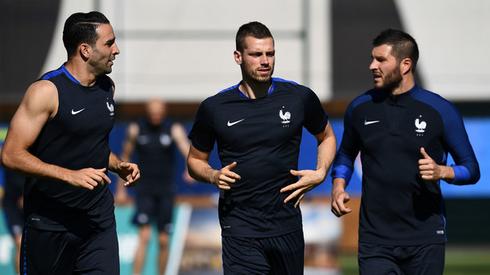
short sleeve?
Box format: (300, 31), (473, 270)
(302, 88), (329, 135)
(188, 100), (216, 152)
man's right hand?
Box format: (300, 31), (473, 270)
(211, 162), (241, 190)
(331, 179), (352, 217)
(66, 168), (111, 190)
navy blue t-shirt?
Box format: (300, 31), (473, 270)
(24, 65), (116, 232)
(133, 119), (176, 196)
(332, 85), (480, 245)
(189, 78), (329, 237)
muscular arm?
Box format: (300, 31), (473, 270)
(187, 145), (240, 190)
(314, 123), (337, 178)
(280, 123), (337, 206)
(1, 81), (110, 190)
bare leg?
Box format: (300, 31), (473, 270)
(14, 233), (22, 274)
(158, 232), (169, 275)
(132, 225), (151, 275)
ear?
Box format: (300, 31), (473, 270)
(233, 50), (242, 65)
(400, 58), (412, 75)
(79, 43), (91, 59)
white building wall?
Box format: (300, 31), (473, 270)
(41, 0), (490, 102)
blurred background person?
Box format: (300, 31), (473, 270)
(116, 98), (193, 275)
(0, 145), (24, 274)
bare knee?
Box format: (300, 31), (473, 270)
(139, 226), (152, 244)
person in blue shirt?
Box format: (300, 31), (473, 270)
(331, 29), (480, 275)
(187, 21), (336, 274)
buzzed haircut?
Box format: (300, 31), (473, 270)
(235, 21), (274, 52)
(373, 29), (419, 70)
(63, 11), (110, 58)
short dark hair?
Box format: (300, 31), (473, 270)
(373, 29), (419, 69)
(63, 11), (110, 58)
(235, 21), (273, 52)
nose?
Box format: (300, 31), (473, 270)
(260, 54), (269, 65)
(113, 43), (120, 55)
(369, 59), (377, 71)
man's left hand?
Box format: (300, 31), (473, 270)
(116, 161), (140, 186)
(280, 169), (325, 207)
(419, 147), (443, 181)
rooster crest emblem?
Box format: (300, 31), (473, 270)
(279, 106), (291, 125)
(106, 100), (115, 116)
(415, 115), (427, 134)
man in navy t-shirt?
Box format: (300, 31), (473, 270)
(331, 29), (480, 275)
(187, 21), (337, 274)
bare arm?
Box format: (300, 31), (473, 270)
(187, 145), (240, 190)
(314, 123), (337, 179)
(280, 123), (337, 206)
(1, 81), (110, 190)
(170, 122), (196, 183)
(109, 151), (140, 187)
(171, 123), (191, 159)
(120, 123), (138, 162)
(114, 123), (139, 204)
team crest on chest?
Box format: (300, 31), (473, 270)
(106, 99), (115, 116)
(160, 134), (172, 146)
(279, 106), (291, 127)
(415, 115), (427, 136)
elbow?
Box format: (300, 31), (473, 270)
(470, 166), (480, 185)
(466, 163), (480, 185)
(451, 164), (480, 185)
(186, 158), (198, 181)
(1, 149), (17, 171)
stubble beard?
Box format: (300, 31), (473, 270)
(248, 66), (274, 83)
(377, 68), (402, 92)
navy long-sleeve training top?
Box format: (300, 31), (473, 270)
(332, 85), (480, 245)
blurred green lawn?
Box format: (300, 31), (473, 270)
(339, 246), (490, 275)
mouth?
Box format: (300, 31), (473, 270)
(257, 68), (271, 75)
(372, 72), (382, 81)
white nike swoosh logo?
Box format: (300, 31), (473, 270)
(71, 108), (85, 115)
(227, 119), (245, 127)
(364, 120), (380, 125)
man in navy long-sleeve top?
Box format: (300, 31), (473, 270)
(331, 29), (480, 275)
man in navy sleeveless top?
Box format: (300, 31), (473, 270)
(115, 99), (192, 275)
(1, 11), (140, 275)
(331, 29), (480, 275)
(187, 21), (337, 274)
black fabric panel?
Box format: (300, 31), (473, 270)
(331, 0), (424, 100)
(0, 0), (61, 103)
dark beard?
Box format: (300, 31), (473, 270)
(375, 69), (402, 93)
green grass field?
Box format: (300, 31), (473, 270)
(339, 246), (490, 275)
